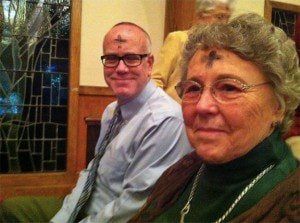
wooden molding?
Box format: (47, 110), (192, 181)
(79, 86), (115, 96)
(77, 90), (115, 170)
(0, 172), (78, 199)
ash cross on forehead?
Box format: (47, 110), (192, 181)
(201, 50), (222, 67)
(114, 35), (127, 48)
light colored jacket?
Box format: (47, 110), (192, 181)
(151, 31), (188, 103)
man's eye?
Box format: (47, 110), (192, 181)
(124, 55), (140, 61)
(106, 56), (118, 61)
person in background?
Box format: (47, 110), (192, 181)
(0, 22), (192, 223)
(152, 0), (234, 103)
(130, 13), (300, 222)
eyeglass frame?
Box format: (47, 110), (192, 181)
(100, 54), (150, 68)
(175, 78), (270, 104)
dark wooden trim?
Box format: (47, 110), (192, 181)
(164, 0), (175, 38)
(79, 86), (115, 96)
(85, 118), (101, 164)
(164, 0), (196, 38)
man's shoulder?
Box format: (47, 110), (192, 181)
(146, 88), (182, 119)
(104, 101), (117, 109)
(102, 101), (118, 117)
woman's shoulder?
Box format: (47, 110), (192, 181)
(232, 166), (300, 222)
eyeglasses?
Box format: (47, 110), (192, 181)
(100, 54), (149, 68)
(175, 78), (270, 104)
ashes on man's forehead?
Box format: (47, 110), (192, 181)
(114, 35), (127, 43)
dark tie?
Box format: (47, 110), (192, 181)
(68, 106), (124, 222)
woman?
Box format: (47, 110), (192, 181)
(130, 13), (300, 222)
(152, 0), (234, 103)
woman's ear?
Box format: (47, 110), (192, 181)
(273, 99), (285, 124)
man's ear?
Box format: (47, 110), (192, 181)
(148, 54), (154, 67)
(147, 54), (154, 76)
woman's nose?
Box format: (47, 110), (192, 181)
(195, 88), (219, 115)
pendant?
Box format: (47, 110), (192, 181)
(180, 203), (190, 223)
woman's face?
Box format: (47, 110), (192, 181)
(182, 48), (283, 164)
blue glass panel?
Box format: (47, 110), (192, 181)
(0, 0), (70, 173)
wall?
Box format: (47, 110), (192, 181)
(79, 0), (266, 87)
(79, 0), (300, 87)
(80, 0), (166, 87)
(232, 0), (265, 17)
(232, 0), (300, 18)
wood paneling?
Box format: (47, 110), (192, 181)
(77, 86), (115, 170)
(164, 0), (196, 37)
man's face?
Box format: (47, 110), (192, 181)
(103, 24), (154, 105)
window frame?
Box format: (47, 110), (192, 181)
(0, 0), (81, 199)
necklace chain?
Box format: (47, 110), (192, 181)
(180, 164), (275, 223)
(180, 165), (204, 223)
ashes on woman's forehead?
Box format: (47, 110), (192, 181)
(200, 50), (223, 68)
(197, 50), (223, 68)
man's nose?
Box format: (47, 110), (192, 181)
(115, 59), (129, 73)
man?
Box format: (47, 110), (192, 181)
(0, 22), (192, 223)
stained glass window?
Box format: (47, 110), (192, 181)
(0, 0), (70, 173)
(272, 8), (298, 38)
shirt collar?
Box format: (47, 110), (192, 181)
(118, 80), (157, 122)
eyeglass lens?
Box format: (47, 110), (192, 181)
(101, 54), (146, 67)
(177, 79), (251, 103)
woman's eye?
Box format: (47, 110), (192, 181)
(217, 83), (243, 92)
(185, 85), (201, 93)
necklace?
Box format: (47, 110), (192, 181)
(180, 164), (275, 223)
